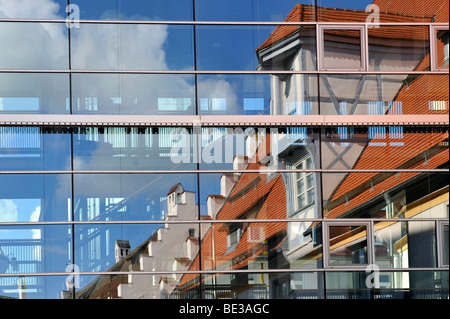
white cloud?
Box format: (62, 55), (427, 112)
(0, 199), (18, 222)
(30, 206), (41, 222)
(0, 0), (62, 19)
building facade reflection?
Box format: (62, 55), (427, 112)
(0, 0), (448, 299)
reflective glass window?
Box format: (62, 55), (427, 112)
(325, 271), (449, 299)
(74, 174), (198, 222)
(317, 0), (446, 23)
(72, 126), (196, 171)
(374, 221), (438, 269)
(197, 25), (316, 71)
(199, 170), (320, 221)
(0, 127), (72, 171)
(319, 26), (365, 71)
(70, 24), (194, 71)
(198, 74), (319, 115)
(0, 275), (70, 299)
(318, 75), (449, 115)
(196, 0), (316, 22)
(0, 73), (70, 114)
(0, 225), (72, 274)
(0, 22), (69, 70)
(71, 0), (193, 21)
(322, 172), (449, 220)
(0, 174), (72, 222)
(435, 27), (450, 70)
(442, 223), (449, 266)
(369, 26), (430, 72)
(71, 74), (195, 115)
(0, 0), (68, 19)
(200, 222), (322, 272)
(74, 223), (201, 274)
(326, 223), (371, 267)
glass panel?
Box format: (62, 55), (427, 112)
(325, 271), (449, 299)
(70, 24), (194, 70)
(196, 0), (316, 22)
(0, 275), (71, 299)
(317, 0), (446, 23)
(71, 74), (195, 115)
(74, 224), (201, 273)
(436, 29), (450, 69)
(72, 0), (193, 21)
(0, 0), (68, 19)
(0, 127), (72, 171)
(197, 25), (316, 71)
(443, 224), (449, 266)
(0, 174), (71, 222)
(328, 225), (369, 266)
(200, 222), (322, 272)
(0, 225), (72, 275)
(321, 126), (449, 170)
(74, 174), (198, 221)
(374, 221), (437, 269)
(322, 28), (363, 70)
(323, 172), (449, 220)
(200, 171), (320, 220)
(195, 127), (320, 172)
(369, 26), (430, 72)
(198, 74), (319, 115)
(0, 73), (70, 114)
(0, 22), (69, 70)
(308, 73), (449, 115)
(198, 272), (324, 299)
(72, 126), (196, 171)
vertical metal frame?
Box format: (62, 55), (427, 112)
(317, 24), (367, 72)
(437, 220), (449, 268)
(323, 220), (374, 269)
(430, 25), (450, 71)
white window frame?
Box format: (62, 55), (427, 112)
(317, 24), (367, 71)
(430, 25), (450, 71)
(294, 155), (315, 212)
(437, 220), (449, 268)
(323, 221), (374, 269)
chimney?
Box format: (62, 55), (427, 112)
(207, 195), (226, 219)
(220, 173), (236, 197)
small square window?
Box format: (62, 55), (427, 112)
(324, 221), (373, 269)
(318, 25), (367, 71)
(431, 26), (449, 71)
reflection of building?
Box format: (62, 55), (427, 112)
(0, 0), (448, 300)
(74, 184), (199, 299)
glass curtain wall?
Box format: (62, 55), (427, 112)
(0, 0), (448, 299)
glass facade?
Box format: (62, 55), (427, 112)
(0, 0), (448, 300)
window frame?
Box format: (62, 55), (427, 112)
(323, 221), (374, 269)
(317, 24), (368, 71)
(294, 155), (315, 212)
(437, 220), (449, 268)
(430, 25), (450, 71)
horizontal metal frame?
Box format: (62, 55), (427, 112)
(0, 69), (448, 75)
(0, 18), (448, 26)
(0, 267), (448, 279)
(0, 169), (448, 175)
(1, 218), (447, 226)
(0, 115), (448, 126)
